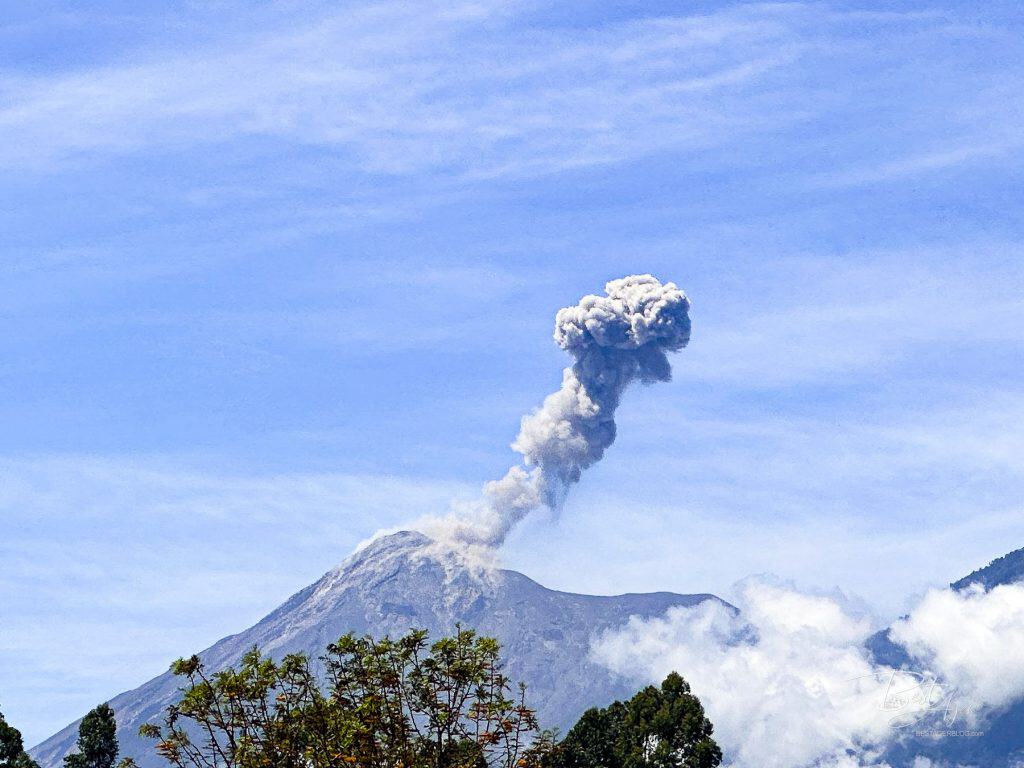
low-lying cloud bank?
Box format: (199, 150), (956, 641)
(591, 579), (1024, 768)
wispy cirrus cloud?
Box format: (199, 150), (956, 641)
(0, 1), (800, 174)
(674, 242), (1024, 387)
(5, 2), (1008, 183)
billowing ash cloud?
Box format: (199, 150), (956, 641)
(451, 274), (691, 547)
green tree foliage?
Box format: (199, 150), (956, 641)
(142, 627), (544, 768)
(547, 673), (721, 768)
(65, 704), (119, 768)
(0, 708), (41, 768)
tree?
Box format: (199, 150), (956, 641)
(325, 627), (538, 768)
(547, 673), (721, 768)
(64, 704), (118, 768)
(140, 648), (326, 768)
(549, 703), (625, 768)
(142, 627), (544, 768)
(0, 707), (41, 768)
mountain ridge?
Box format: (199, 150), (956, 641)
(949, 546), (1024, 592)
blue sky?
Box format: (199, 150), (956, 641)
(3, 0), (1024, 748)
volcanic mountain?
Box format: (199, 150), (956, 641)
(31, 530), (724, 768)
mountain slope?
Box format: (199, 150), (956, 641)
(950, 546), (1024, 592)
(873, 545), (1024, 768)
(32, 531), (724, 768)
(867, 546), (1024, 668)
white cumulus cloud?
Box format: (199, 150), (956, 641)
(591, 578), (1024, 768)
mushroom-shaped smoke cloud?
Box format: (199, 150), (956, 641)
(453, 274), (691, 547)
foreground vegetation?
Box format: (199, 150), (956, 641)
(1, 702), (120, 768)
(3, 627), (721, 768)
(1, 708), (40, 768)
(141, 627), (721, 768)
(143, 628), (538, 768)
(546, 672), (721, 768)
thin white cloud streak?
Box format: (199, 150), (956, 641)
(810, 138), (1024, 189)
(0, 455), (473, 524)
(0, 2), (931, 177)
(621, 390), (1024, 498)
(807, 73), (1024, 188)
(0, 1), (801, 173)
(591, 580), (1024, 768)
(0, 249), (549, 355)
(2, 2), (1017, 185)
(675, 243), (1024, 387)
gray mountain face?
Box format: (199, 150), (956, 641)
(32, 530), (723, 768)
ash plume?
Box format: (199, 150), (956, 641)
(448, 274), (691, 547)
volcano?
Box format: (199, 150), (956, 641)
(31, 530), (724, 768)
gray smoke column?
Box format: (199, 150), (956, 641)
(461, 274), (691, 546)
